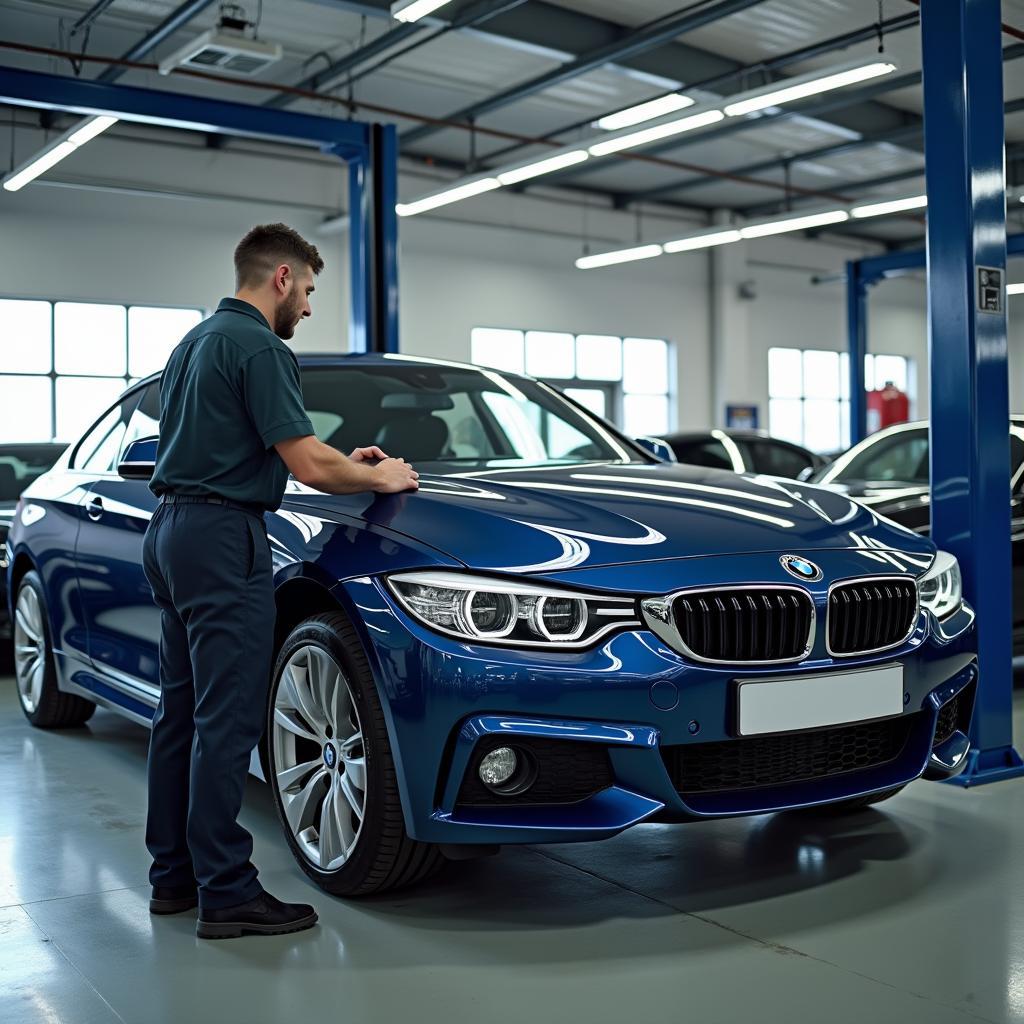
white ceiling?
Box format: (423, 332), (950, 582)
(1, 0), (1021, 243)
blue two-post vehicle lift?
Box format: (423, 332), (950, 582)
(846, 0), (1023, 786)
(0, 64), (400, 356)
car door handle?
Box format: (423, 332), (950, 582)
(86, 497), (104, 521)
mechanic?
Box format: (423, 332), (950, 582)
(142, 223), (418, 940)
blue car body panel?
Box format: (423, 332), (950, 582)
(5, 355), (977, 848)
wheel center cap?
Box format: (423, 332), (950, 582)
(323, 743), (338, 770)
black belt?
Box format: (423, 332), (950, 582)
(160, 493), (265, 517)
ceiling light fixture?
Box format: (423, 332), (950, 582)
(497, 150), (589, 185)
(395, 176), (500, 216)
(391, 0), (455, 23)
(3, 115), (118, 193)
(1007, 283), (1024, 295)
(738, 209), (849, 238)
(596, 94), (695, 131)
(851, 194), (927, 218)
(588, 109), (725, 157)
(663, 228), (742, 253)
(575, 244), (663, 270)
(723, 60), (898, 118)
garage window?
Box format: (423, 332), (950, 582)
(0, 298), (202, 443)
(471, 327), (671, 437)
(768, 347), (912, 454)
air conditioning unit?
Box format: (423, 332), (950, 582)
(158, 20), (282, 78)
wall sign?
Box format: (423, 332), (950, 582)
(977, 266), (1003, 313)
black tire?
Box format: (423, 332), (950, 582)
(14, 571), (95, 729)
(821, 784), (907, 812)
(267, 611), (445, 897)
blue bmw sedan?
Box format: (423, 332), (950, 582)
(5, 354), (977, 896)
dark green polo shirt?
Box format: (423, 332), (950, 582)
(149, 298), (314, 512)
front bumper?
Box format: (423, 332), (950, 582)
(340, 577), (977, 845)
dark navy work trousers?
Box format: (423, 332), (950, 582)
(142, 500), (275, 910)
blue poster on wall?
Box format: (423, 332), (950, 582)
(725, 404), (759, 430)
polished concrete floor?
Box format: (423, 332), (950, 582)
(2, 673), (1024, 1024)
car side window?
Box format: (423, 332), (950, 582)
(71, 394), (140, 474)
(119, 383), (160, 463)
(855, 433), (929, 483)
(747, 440), (812, 478)
(674, 439), (733, 470)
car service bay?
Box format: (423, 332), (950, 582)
(1, 1), (1023, 1022)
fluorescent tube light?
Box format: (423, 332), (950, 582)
(851, 194), (927, 218)
(588, 109), (724, 157)
(3, 141), (79, 193)
(576, 244), (663, 270)
(67, 115), (118, 146)
(497, 150), (589, 185)
(3, 115), (119, 193)
(391, 0), (453, 22)
(396, 177), (500, 217)
(724, 61), (897, 118)
(1008, 283), (1024, 295)
(597, 94), (695, 131)
(739, 210), (849, 238)
(663, 228), (742, 253)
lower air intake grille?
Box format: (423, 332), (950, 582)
(663, 714), (915, 796)
(672, 587), (813, 663)
(828, 578), (917, 655)
(934, 695), (961, 746)
(456, 737), (613, 807)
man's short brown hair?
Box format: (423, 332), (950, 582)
(234, 223), (324, 289)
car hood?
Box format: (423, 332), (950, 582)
(283, 463), (932, 574)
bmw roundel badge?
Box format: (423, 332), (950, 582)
(780, 554), (823, 582)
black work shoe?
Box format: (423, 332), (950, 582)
(196, 891), (318, 940)
(150, 885), (199, 915)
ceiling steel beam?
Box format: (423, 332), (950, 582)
(615, 125), (924, 207)
(266, 0), (527, 109)
(399, 0), (769, 147)
(96, 0), (217, 83)
(480, 8), (920, 167)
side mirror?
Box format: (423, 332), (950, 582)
(634, 436), (677, 462)
(118, 436), (158, 480)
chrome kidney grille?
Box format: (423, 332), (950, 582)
(660, 586), (815, 664)
(827, 577), (919, 656)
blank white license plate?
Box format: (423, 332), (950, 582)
(737, 664), (904, 736)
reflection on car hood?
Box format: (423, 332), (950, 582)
(284, 462), (932, 573)
(816, 480), (931, 519)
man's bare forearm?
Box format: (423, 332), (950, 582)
(304, 441), (380, 493)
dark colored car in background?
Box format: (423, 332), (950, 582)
(664, 429), (829, 480)
(810, 419), (1024, 653)
(0, 443), (66, 641)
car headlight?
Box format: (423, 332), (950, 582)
(919, 551), (962, 621)
(385, 571), (639, 647)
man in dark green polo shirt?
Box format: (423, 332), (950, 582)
(142, 223), (418, 940)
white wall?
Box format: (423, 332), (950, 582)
(0, 119), (977, 440)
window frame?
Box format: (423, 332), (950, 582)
(767, 346), (913, 453)
(0, 295), (202, 443)
(470, 325), (674, 437)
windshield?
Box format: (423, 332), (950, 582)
(299, 363), (644, 470)
(0, 445), (64, 502)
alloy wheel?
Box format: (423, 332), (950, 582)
(272, 644), (367, 871)
(13, 585), (46, 714)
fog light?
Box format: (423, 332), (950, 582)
(478, 746), (518, 788)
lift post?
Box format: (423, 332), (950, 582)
(921, 0), (1023, 785)
(0, 66), (399, 354)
